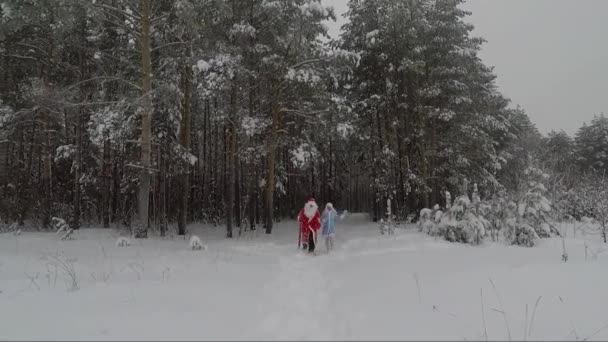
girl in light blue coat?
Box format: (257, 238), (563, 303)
(321, 203), (338, 253)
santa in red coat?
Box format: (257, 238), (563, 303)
(297, 198), (321, 253)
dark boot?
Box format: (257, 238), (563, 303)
(308, 232), (315, 253)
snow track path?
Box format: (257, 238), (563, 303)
(254, 214), (372, 339)
(258, 251), (339, 340)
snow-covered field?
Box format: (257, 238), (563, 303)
(1, 214), (608, 341)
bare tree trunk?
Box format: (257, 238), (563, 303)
(265, 95), (280, 234)
(73, 108), (82, 230)
(235, 143), (242, 229)
(136, 0), (153, 238)
(102, 140), (110, 228)
(225, 79), (238, 238)
(160, 139), (168, 236)
(178, 57), (192, 236)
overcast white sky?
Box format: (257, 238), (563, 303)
(323, 0), (608, 135)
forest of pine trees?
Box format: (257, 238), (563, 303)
(0, 0), (603, 238)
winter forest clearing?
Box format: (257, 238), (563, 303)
(2, 214), (608, 341)
(1, 0), (608, 340)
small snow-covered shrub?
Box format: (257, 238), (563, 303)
(418, 205), (443, 234)
(439, 210), (485, 245)
(379, 199), (396, 235)
(499, 168), (556, 246)
(417, 177), (557, 248)
(486, 195), (508, 241)
(518, 168), (556, 235)
(418, 208), (434, 233)
(52, 217), (75, 240)
(476, 204), (492, 236)
(434, 209), (443, 223)
(508, 223), (537, 247)
(484, 196), (538, 247)
(132, 220), (147, 239)
(443, 196), (477, 243)
(189, 235), (206, 250)
(419, 195), (486, 245)
(116, 237), (131, 247)
(52, 217), (69, 233)
(1, 222), (19, 235)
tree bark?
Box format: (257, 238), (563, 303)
(136, 0), (153, 238)
(265, 91), (280, 234)
(102, 140), (110, 228)
(225, 78), (237, 238)
(73, 108), (82, 230)
(178, 56), (192, 236)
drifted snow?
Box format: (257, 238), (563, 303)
(1, 216), (608, 340)
(188, 235), (205, 251)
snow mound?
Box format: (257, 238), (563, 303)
(189, 235), (206, 251)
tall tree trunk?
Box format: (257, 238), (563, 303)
(73, 108), (82, 229)
(102, 140), (111, 228)
(136, 0), (153, 238)
(41, 117), (53, 229)
(178, 57), (192, 236)
(235, 142), (241, 229)
(18, 124), (36, 226)
(265, 94), (280, 234)
(160, 138), (168, 236)
(225, 79), (237, 238)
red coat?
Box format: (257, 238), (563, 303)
(298, 208), (321, 244)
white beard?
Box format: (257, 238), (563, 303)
(304, 201), (318, 219)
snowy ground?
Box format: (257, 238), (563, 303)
(2, 214), (608, 341)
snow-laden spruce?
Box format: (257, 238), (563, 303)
(418, 177), (557, 246)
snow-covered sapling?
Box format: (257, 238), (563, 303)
(586, 172), (608, 243)
(518, 168), (554, 238)
(418, 208), (434, 233)
(434, 207), (443, 224)
(1, 222), (18, 234)
(472, 183), (481, 204)
(442, 194), (486, 244)
(380, 198), (395, 235)
(52, 217), (68, 234)
(116, 236), (131, 247)
(189, 235), (206, 251)
(53, 217), (74, 240)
